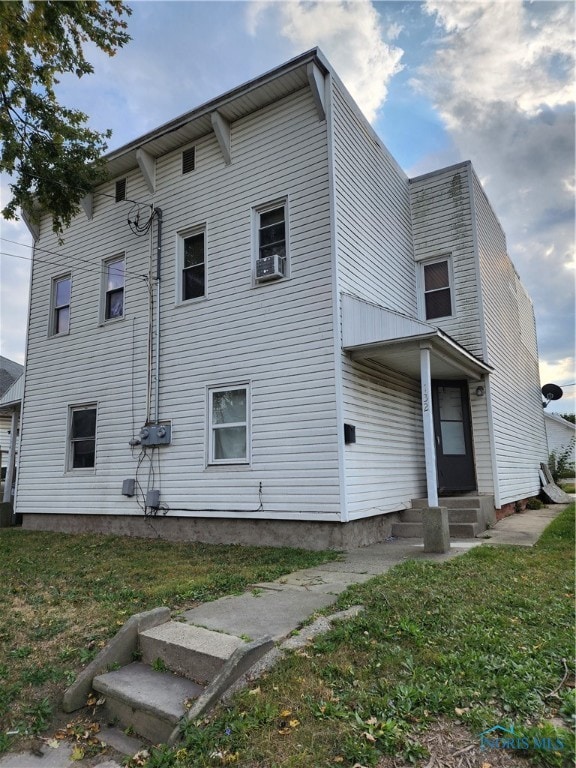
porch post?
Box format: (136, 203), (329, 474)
(3, 409), (19, 504)
(420, 345), (438, 507)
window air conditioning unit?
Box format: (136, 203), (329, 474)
(256, 254), (285, 282)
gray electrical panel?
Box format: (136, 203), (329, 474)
(146, 489), (160, 509)
(140, 423), (171, 446)
(122, 478), (135, 497)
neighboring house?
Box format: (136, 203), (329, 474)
(544, 412), (576, 463)
(15, 49), (548, 547)
(0, 357), (24, 493)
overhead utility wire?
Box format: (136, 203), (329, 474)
(0, 238), (149, 281)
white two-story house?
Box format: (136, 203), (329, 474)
(15, 48), (548, 547)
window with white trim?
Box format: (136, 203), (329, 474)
(179, 228), (206, 301)
(103, 255), (125, 320)
(68, 405), (97, 469)
(422, 258), (453, 320)
(253, 200), (288, 282)
(50, 275), (71, 335)
(208, 385), (249, 464)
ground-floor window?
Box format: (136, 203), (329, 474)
(68, 404), (97, 469)
(208, 385), (250, 464)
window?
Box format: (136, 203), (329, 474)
(115, 178), (126, 202)
(103, 256), (125, 320)
(182, 147), (196, 174)
(422, 259), (453, 320)
(180, 229), (206, 301)
(51, 275), (71, 335)
(258, 204), (286, 261)
(208, 385), (249, 464)
(68, 405), (97, 469)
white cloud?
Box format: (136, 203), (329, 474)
(423, 0), (574, 117)
(247, 0), (404, 123)
(413, 0), (575, 378)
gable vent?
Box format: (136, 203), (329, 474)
(182, 147), (196, 174)
(115, 178), (126, 202)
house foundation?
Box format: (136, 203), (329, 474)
(22, 511), (403, 551)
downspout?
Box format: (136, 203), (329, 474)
(154, 208), (163, 423)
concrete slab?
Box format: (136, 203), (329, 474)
(253, 569), (373, 594)
(183, 589), (337, 641)
(0, 746), (75, 768)
(477, 506), (562, 547)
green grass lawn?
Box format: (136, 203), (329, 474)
(139, 505), (575, 768)
(0, 530), (337, 752)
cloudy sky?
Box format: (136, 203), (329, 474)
(1, 0), (574, 413)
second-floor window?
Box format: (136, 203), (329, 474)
(181, 229), (206, 301)
(258, 204), (286, 261)
(51, 275), (71, 335)
(103, 256), (125, 320)
(422, 259), (453, 320)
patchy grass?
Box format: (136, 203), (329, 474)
(559, 483), (575, 494)
(140, 505), (575, 768)
(0, 529), (337, 750)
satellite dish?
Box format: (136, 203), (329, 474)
(541, 383), (563, 407)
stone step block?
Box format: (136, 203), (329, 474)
(402, 508), (479, 524)
(93, 662), (204, 744)
(140, 621), (244, 685)
(391, 522), (480, 539)
(447, 522), (480, 538)
(391, 522), (424, 538)
(411, 496), (482, 509)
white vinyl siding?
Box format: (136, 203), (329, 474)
(342, 358), (426, 517)
(545, 414), (575, 461)
(331, 81), (416, 313)
(409, 164), (483, 357)
(472, 170), (548, 504)
(17, 87), (341, 520)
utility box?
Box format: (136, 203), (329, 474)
(146, 489), (160, 509)
(122, 478), (135, 497)
(140, 423), (171, 446)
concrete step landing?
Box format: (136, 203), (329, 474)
(93, 662), (204, 744)
(140, 621), (244, 685)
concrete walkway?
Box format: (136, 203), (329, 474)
(0, 502), (570, 768)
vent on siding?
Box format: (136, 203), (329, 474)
(182, 147), (196, 174)
(115, 178), (126, 202)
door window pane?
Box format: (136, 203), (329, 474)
(440, 421), (466, 455)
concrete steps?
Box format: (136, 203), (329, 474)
(93, 662), (204, 744)
(391, 496), (495, 539)
(92, 620), (260, 745)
